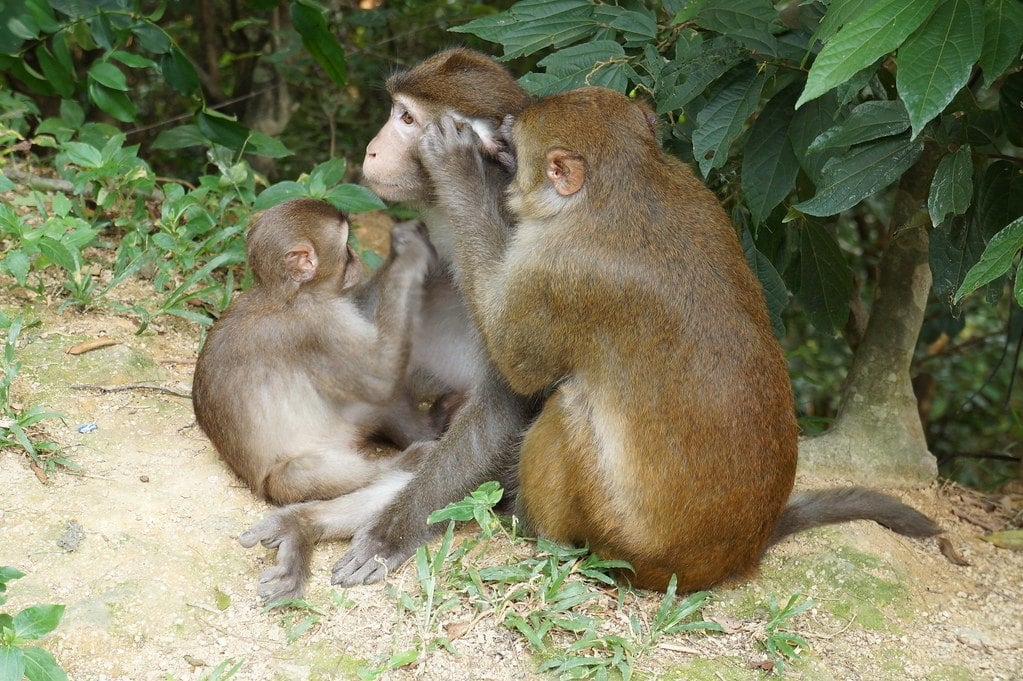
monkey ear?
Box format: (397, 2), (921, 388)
(546, 148), (586, 196)
(285, 244), (318, 283)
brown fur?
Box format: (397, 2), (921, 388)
(418, 87), (939, 592)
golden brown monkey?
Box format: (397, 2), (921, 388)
(417, 88), (939, 591)
(325, 48), (540, 587)
(192, 198), (445, 600)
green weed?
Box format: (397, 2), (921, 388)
(0, 566), (68, 681)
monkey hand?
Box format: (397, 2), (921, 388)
(419, 116), (489, 206)
(389, 219), (437, 273)
(239, 509), (308, 603)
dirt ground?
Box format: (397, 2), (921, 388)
(1, 253), (1022, 680)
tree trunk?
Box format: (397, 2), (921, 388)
(797, 151), (942, 485)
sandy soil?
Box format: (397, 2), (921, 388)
(1, 276), (1022, 680)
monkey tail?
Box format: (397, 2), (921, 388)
(769, 486), (941, 546)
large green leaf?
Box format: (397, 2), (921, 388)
(13, 604), (65, 641)
(591, 5), (656, 44)
(152, 124), (207, 150)
(655, 35), (743, 113)
(789, 92), (845, 182)
(0, 646), (26, 681)
(518, 41), (629, 95)
(741, 228), (788, 338)
(87, 61), (127, 90)
(159, 47), (199, 96)
(290, 1), (347, 86)
(794, 135), (923, 217)
(814, 0), (873, 43)
(22, 647), (67, 681)
(930, 214), (985, 306)
(35, 45), (73, 98)
(326, 184), (387, 213)
(927, 145), (973, 226)
(972, 160), (1023, 241)
(196, 110), (249, 151)
(808, 100), (909, 151)
(742, 86), (800, 226)
(798, 0), (940, 108)
(693, 0), (780, 55)
(87, 81), (135, 122)
(896, 0), (983, 139)
(693, 65), (766, 177)
(450, 0), (594, 60)
(797, 222), (853, 333)
(979, 0), (1023, 87)
(954, 216), (1023, 303)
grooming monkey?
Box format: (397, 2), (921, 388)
(417, 88), (940, 591)
(192, 199), (446, 600)
(319, 48), (538, 586)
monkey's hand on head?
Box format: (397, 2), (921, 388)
(419, 116), (501, 221)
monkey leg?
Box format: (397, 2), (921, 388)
(240, 469), (416, 602)
(331, 369), (532, 587)
(262, 447), (394, 505)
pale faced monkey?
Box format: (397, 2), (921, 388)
(193, 198), (445, 600)
(320, 48), (538, 586)
(417, 88), (940, 591)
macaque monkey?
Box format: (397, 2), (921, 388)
(416, 87), (940, 591)
(324, 48), (537, 587)
(192, 198), (444, 600)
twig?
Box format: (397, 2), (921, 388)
(70, 382), (192, 398)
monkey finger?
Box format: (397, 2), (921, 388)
(239, 511), (289, 549)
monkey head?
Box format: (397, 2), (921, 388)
(362, 48), (531, 203)
(506, 87), (661, 219)
(246, 198), (362, 293)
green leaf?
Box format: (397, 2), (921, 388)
(35, 237), (76, 272)
(131, 21), (170, 54)
(22, 646), (67, 681)
(742, 229), (788, 338)
(0, 646), (26, 681)
(159, 47), (199, 96)
(290, 2), (347, 86)
(87, 61), (128, 91)
(246, 131), (292, 159)
(979, 0), (1023, 87)
(693, 65), (766, 177)
(927, 145), (973, 226)
(87, 82), (135, 122)
(742, 86), (800, 225)
(326, 185), (386, 213)
(656, 36), (743, 113)
(109, 49), (157, 69)
(954, 216), (1023, 303)
(808, 100), (910, 151)
(62, 142), (103, 168)
(592, 5), (656, 44)
(814, 0), (873, 44)
(797, 222), (853, 332)
(13, 604), (65, 641)
(930, 215), (985, 306)
(518, 41), (629, 95)
(1016, 259), (1023, 307)
(450, 0), (595, 60)
(35, 45), (74, 98)
(152, 124), (207, 150)
(789, 92), (846, 182)
(794, 134), (923, 216)
(693, 0), (781, 54)
(798, 0), (940, 108)
(0, 567), (25, 585)
(2, 250), (31, 286)
(25, 0), (60, 33)
(310, 158), (347, 189)
(253, 182), (308, 210)
(896, 0), (983, 139)
(196, 110), (249, 150)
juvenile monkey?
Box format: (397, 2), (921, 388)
(418, 88), (939, 591)
(192, 198), (442, 600)
(322, 48), (538, 587)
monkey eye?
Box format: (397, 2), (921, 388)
(400, 110), (415, 125)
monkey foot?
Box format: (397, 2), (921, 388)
(239, 510), (307, 602)
(330, 531), (414, 587)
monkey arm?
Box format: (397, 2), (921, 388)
(418, 116), (514, 307)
